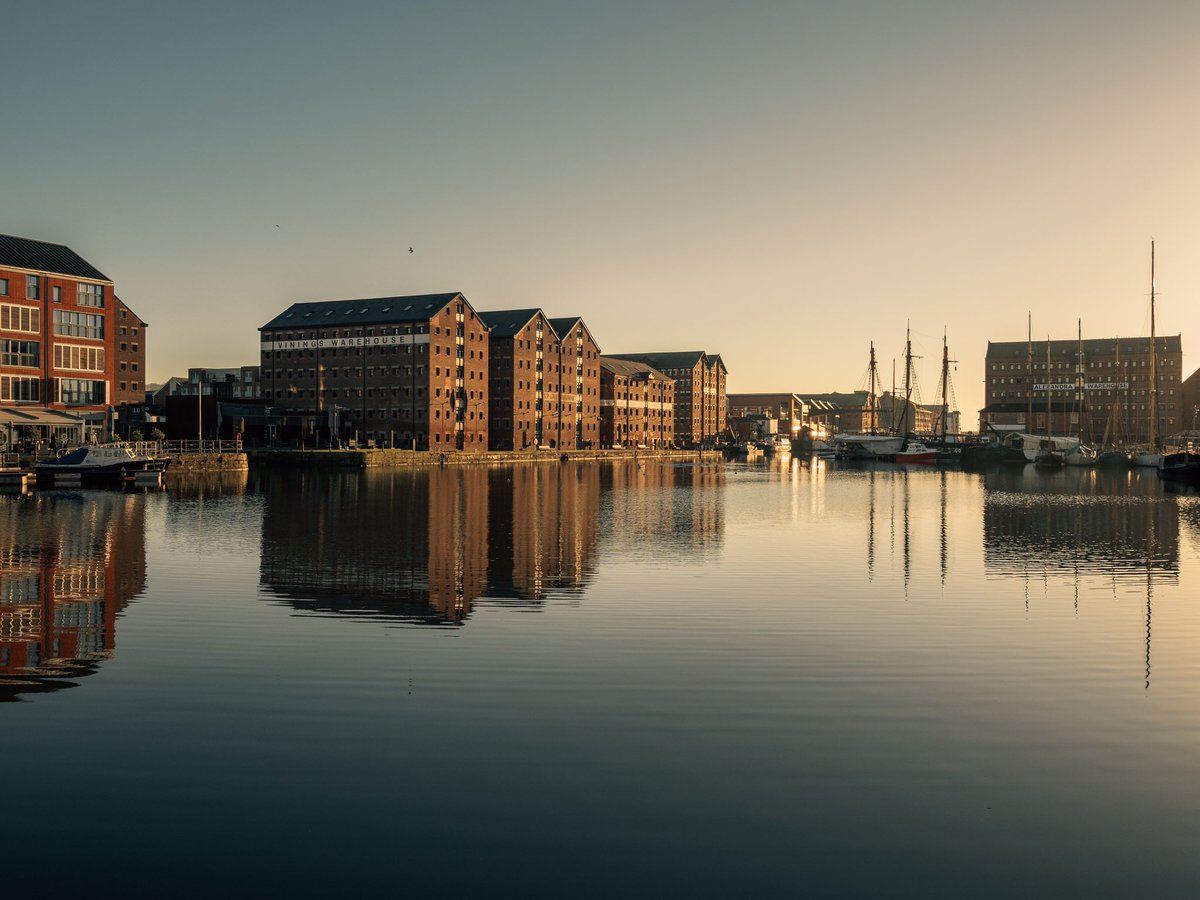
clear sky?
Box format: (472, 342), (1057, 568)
(5, 0), (1199, 424)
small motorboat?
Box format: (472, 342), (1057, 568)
(895, 441), (938, 464)
(35, 444), (171, 484)
(1158, 450), (1200, 486)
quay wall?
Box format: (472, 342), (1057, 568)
(247, 448), (721, 468)
(169, 452), (250, 472)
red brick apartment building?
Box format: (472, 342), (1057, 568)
(260, 292), (489, 449)
(0, 234), (135, 442)
(479, 309), (601, 450)
(112, 296), (148, 407)
(980, 335), (1186, 440)
(599, 357), (675, 448)
(605, 350), (727, 445)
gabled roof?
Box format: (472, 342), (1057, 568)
(261, 293), (464, 330)
(606, 350), (707, 371)
(547, 316), (581, 336)
(548, 316), (601, 353)
(478, 308), (549, 338)
(0, 234), (110, 281)
(600, 356), (672, 380)
(709, 354), (728, 373)
(115, 296), (148, 327)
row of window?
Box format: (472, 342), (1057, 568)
(0, 377), (107, 404)
(0, 276), (105, 306)
(53, 310), (104, 339)
(0, 375), (39, 402)
(54, 343), (105, 373)
(0, 303), (40, 334)
(0, 340), (38, 368)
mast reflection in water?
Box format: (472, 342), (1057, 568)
(0, 491), (146, 700)
(980, 466), (1179, 582)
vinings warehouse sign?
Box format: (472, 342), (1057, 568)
(1032, 382), (1130, 391)
(261, 334), (430, 351)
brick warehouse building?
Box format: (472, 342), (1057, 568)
(980, 335), (1186, 441)
(547, 317), (602, 449)
(606, 350), (727, 445)
(599, 357), (675, 448)
(260, 292), (489, 449)
(112, 296), (148, 408)
(1, 234), (125, 443)
(479, 309), (601, 450)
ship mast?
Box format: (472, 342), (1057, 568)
(900, 322), (913, 435)
(1026, 312), (1033, 432)
(939, 329), (950, 443)
(1046, 335), (1053, 440)
(1148, 240), (1160, 450)
(868, 342), (880, 434)
(1075, 319), (1086, 443)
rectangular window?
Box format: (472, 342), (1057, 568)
(0, 277), (8, 295)
(0, 375), (40, 402)
(25, 275), (38, 300)
(53, 310), (104, 339)
(77, 283), (105, 307)
(53, 343), (106, 372)
(0, 303), (41, 334)
(57, 378), (106, 405)
(0, 340), (40, 368)
(52, 285), (62, 303)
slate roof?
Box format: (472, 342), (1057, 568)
(261, 293), (464, 330)
(477, 308), (547, 338)
(796, 391), (871, 408)
(606, 350), (708, 371)
(600, 356), (672, 380)
(0, 233), (110, 281)
(987, 335), (1182, 356)
(547, 316), (581, 336)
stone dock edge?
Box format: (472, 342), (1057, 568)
(242, 448), (723, 468)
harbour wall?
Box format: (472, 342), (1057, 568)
(169, 452), (250, 472)
(246, 448), (721, 468)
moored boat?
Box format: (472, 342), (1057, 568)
(895, 441), (938, 464)
(1063, 445), (1097, 467)
(1158, 449), (1200, 485)
(35, 444), (171, 484)
(832, 433), (904, 460)
(1096, 449), (1130, 468)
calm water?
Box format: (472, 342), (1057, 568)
(3, 460), (1199, 897)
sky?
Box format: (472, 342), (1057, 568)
(4, 0), (1199, 424)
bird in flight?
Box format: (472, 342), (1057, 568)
(408, 247), (413, 253)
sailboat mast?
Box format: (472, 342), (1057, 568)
(901, 322), (913, 435)
(868, 342), (878, 434)
(1148, 240), (1159, 449)
(1076, 320), (1085, 442)
(1026, 312), (1033, 432)
(1046, 335), (1053, 438)
(940, 329), (949, 443)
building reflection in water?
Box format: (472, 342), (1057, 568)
(980, 466), (1179, 582)
(981, 466), (1180, 690)
(597, 461), (724, 558)
(258, 463), (617, 626)
(0, 491), (147, 700)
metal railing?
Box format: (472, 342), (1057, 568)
(164, 440), (243, 454)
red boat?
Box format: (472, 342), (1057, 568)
(895, 441), (938, 464)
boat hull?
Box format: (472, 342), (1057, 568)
(832, 435), (904, 460)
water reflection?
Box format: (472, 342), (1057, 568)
(0, 492), (146, 700)
(258, 461), (726, 626)
(598, 461), (724, 559)
(981, 467), (1179, 581)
